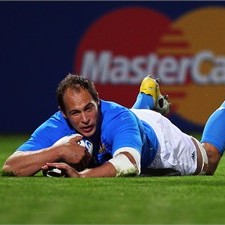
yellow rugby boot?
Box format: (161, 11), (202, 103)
(139, 75), (161, 104)
(139, 75), (171, 115)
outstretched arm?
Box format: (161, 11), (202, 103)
(42, 151), (139, 178)
(2, 146), (62, 176)
(2, 136), (90, 176)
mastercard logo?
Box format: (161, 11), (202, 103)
(74, 6), (225, 130)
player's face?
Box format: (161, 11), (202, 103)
(62, 87), (99, 137)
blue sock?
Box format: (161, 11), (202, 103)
(132, 93), (155, 110)
(201, 101), (225, 155)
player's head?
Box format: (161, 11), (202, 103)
(56, 74), (99, 112)
(56, 74), (99, 137)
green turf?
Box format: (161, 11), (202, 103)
(1, 135), (225, 224)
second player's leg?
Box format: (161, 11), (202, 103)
(201, 100), (225, 174)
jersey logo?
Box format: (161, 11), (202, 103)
(98, 143), (106, 154)
(191, 151), (195, 161)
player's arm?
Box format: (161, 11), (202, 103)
(42, 148), (140, 178)
(81, 150), (140, 177)
(2, 146), (63, 176)
(2, 136), (90, 176)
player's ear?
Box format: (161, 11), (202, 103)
(96, 92), (100, 105)
(58, 106), (67, 118)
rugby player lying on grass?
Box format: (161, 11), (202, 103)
(2, 74), (224, 177)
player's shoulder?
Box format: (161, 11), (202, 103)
(37, 111), (71, 132)
(100, 100), (125, 110)
(49, 111), (64, 121)
(100, 100), (139, 128)
(47, 111), (69, 124)
(100, 100), (133, 117)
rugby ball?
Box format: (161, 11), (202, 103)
(42, 134), (93, 177)
(42, 167), (67, 178)
(53, 134), (93, 155)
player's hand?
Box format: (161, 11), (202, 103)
(42, 162), (80, 178)
(58, 136), (91, 168)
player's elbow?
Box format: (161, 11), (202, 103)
(108, 152), (140, 177)
(2, 153), (28, 176)
(2, 160), (17, 176)
(203, 143), (222, 175)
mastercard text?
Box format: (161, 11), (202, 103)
(81, 50), (225, 85)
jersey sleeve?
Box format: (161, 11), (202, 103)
(17, 111), (75, 151)
(102, 108), (144, 156)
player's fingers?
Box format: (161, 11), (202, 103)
(45, 162), (79, 177)
(45, 162), (67, 169)
(72, 134), (83, 140)
(41, 164), (48, 170)
(69, 135), (84, 143)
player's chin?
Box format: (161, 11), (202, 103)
(79, 125), (96, 137)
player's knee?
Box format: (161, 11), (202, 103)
(203, 143), (222, 175)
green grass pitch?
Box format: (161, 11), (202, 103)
(1, 134), (225, 224)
